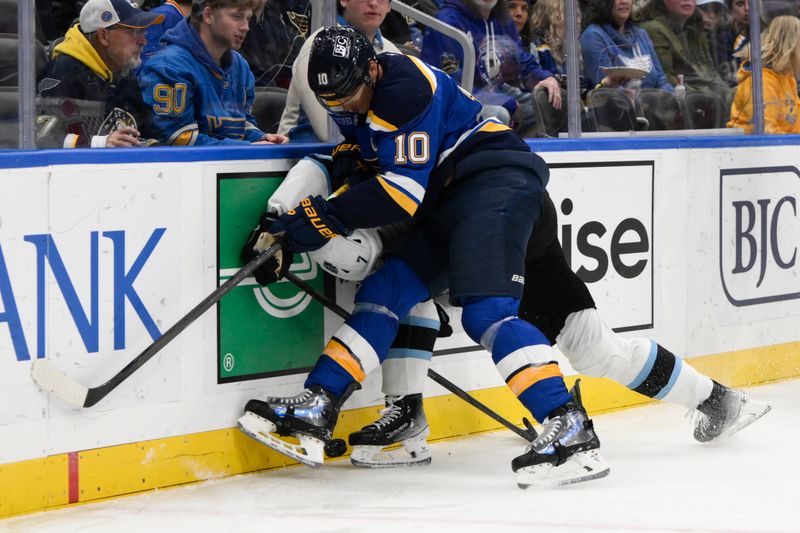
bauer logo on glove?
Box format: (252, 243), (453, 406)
(270, 195), (350, 253)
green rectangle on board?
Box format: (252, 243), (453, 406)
(217, 172), (325, 383)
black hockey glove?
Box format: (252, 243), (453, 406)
(331, 142), (373, 188)
(241, 212), (292, 286)
(269, 195), (350, 253)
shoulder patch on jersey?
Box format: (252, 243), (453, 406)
(369, 54), (435, 132)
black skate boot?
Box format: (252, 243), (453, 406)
(349, 393), (432, 468)
(693, 381), (771, 443)
(238, 383), (359, 468)
(511, 380), (610, 489)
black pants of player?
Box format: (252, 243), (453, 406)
(519, 191), (596, 345)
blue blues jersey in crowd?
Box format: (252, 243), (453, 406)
(327, 53), (530, 230)
(137, 18), (265, 145)
(140, 0), (190, 65)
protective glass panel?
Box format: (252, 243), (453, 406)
(727, 0), (799, 134)
(576, 0), (784, 135)
(406, 0), (575, 138)
(525, 0), (583, 137)
(29, 0), (317, 150)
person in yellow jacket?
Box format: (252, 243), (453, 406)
(727, 15), (800, 134)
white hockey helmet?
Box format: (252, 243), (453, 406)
(308, 228), (383, 281)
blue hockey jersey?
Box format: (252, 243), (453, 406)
(140, 0), (190, 65)
(326, 53), (530, 230)
(137, 18), (265, 146)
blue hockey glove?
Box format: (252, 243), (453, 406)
(241, 211), (292, 285)
(270, 195), (349, 253)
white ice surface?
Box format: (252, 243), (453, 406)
(3, 379), (798, 533)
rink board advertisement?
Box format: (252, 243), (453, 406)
(432, 160), (655, 363)
(718, 166), (800, 307)
(1, 140), (800, 518)
(685, 148), (800, 355)
(216, 171), (325, 382)
(547, 161), (654, 332)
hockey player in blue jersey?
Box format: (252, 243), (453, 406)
(252, 153), (441, 468)
(137, 0), (288, 146)
(237, 27), (609, 488)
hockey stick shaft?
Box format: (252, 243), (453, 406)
(283, 271), (536, 441)
(33, 244), (282, 408)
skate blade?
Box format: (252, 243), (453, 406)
(718, 399), (772, 441)
(350, 440), (433, 468)
(237, 412), (324, 468)
(516, 449), (610, 490)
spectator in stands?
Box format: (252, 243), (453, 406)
(380, 10), (419, 51)
(725, 0), (749, 63)
(421, 0), (562, 131)
(37, 0), (62, 42)
(508, 0), (533, 51)
(638, 0), (728, 92)
(50, 1), (87, 38)
(240, 0), (311, 88)
(141, 0), (192, 65)
(696, 0), (737, 85)
(277, 0), (401, 142)
(138, 0), (288, 145)
(527, 0), (572, 80)
(37, 0), (164, 148)
(580, 0), (673, 91)
(398, 0), (442, 47)
(697, 0), (725, 29)
(727, 15), (800, 133)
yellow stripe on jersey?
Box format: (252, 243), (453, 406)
(169, 127), (198, 146)
(407, 56), (437, 93)
(376, 175), (419, 216)
(330, 183), (350, 198)
(367, 111), (398, 132)
(478, 121), (512, 133)
(322, 339), (366, 382)
(507, 363), (563, 396)
(64, 133), (79, 148)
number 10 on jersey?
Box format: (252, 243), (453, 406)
(394, 132), (430, 164)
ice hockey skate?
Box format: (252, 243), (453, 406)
(511, 380), (610, 489)
(349, 393), (432, 468)
(693, 381), (771, 443)
(238, 383), (357, 468)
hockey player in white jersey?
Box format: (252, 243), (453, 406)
(515, 190), (771, 446)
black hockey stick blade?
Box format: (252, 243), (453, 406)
(283, 271), (537, 441)
(31, 243), (283, 408)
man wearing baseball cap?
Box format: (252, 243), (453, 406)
(37, 0), (164, 148)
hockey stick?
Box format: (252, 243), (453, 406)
(283, 271), (538, 441)
(31, 243), (283, 408)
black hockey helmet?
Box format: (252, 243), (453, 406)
(308, 26), (377, 112)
